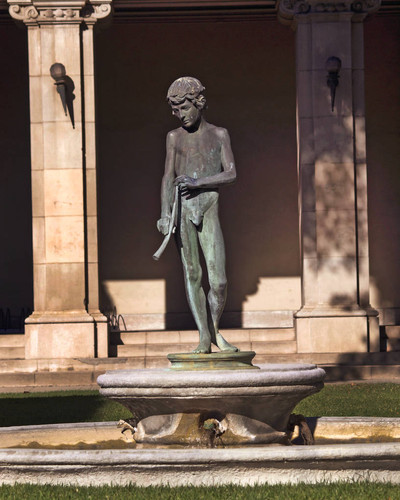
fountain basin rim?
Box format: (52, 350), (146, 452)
(1, 419), (399, 486)
(1, 442), (400, 465)
(99, 384), (323, 398)
(97, 364), (326, 389)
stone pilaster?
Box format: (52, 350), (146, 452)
(278, 0), (381, 352)
(8, 0), (111, 358)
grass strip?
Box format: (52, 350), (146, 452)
(0, 390), (131, 427)
(0, 383), (399, 427)
(295, 382), (400, 417)
(0, 482), (400, 500)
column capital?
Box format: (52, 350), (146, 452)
(278, 0), (381, 25)
(8, 0), (112, 26)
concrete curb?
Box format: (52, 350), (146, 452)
(0, 419), (399, 486)
(0, 443), (400, 486)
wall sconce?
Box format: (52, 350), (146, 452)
(326, 56), (341, 112)
(50, 63), (75, 128)
(50, 63), (68, 116)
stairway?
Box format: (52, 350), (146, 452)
(0, 329), (399, 391)
(0, 334), (24, 360)
(109, 328), (297, 367)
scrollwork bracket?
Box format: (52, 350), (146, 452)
(8, 0), (112, 25)
(278, 0), (381, 25)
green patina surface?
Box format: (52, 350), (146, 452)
(167, 351), (258, 370)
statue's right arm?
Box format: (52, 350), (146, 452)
(157, 131), (176, 235)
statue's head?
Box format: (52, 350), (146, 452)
(166, 77), (207, 110)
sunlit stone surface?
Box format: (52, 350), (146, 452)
(98, 364), (325, 445)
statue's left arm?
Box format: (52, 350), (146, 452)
(174, 128), (237, 189)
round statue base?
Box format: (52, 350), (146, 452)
(167, 351), (258, 370)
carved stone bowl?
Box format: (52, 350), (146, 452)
(97, 364), (325, 445)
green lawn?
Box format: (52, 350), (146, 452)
(295, 382), (400, 417)
(0, 383), (399, 427)
(0, 390), (131, 427)
(0, 384), (399, 498)
(0, 482), (399, 500)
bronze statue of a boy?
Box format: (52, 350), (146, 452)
(157, 77), (238, 354)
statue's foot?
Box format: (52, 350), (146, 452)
(193, 342), (211, 354)
(215, 332), (239, 352)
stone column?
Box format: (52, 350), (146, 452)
(278, 0), (380, 353)
(8, 0), (111, 358)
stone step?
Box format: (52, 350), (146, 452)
(115, 340), (297, 358)
(1, 351), (397, 375)
(117, 343), (193, 358)
(0, 347), (25, 360)
(384, 326), (400, 352)
(0, 357), (142, 375)
(319, 364), (400, 381)
(0, 371), (101, 389)
(0, 334), (25, 347)
(254, 351), (400, 365)
(387, 339), (400, 351)
(0, 360), (399, 391)
(252, 341), (297, 354)
(0, 351), (398, 391)
(0, 334), (25, 360)
(111, 328), (297, 358)
(111, 328), (296, 346)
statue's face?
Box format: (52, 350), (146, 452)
(171, 99), (201, 130)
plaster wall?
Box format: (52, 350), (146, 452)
(0, 13), (399, 332)
(365, 15), (400, 320)
(94, 19), (301, 328)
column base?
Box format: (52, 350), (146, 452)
(295, 307), (380, 353)
(25, 311), (96, 359)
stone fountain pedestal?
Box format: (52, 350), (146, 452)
(97, 361), (325, 446)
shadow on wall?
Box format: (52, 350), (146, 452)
(95, 17), (400, 337)
(364, 16), (400, 311)
(300, 46), (369, 309)
(300, 16), (400, 316)
(95, 19), (300, 328)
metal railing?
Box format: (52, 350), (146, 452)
(105, 307), (127, 332)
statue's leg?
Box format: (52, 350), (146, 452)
(180, 214), (212, 354)
(198, 203), (238, 352)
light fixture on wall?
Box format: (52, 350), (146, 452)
(326, 56), (341, 112)
(49, 63), (75, 128)
(50, 63), (68, 116)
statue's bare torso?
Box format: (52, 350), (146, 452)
(172, 123), (223, 225)
(174, 123), (223, 178)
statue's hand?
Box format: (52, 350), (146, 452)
(174, 175), (198, 189)
(157, 216), (170, 236)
